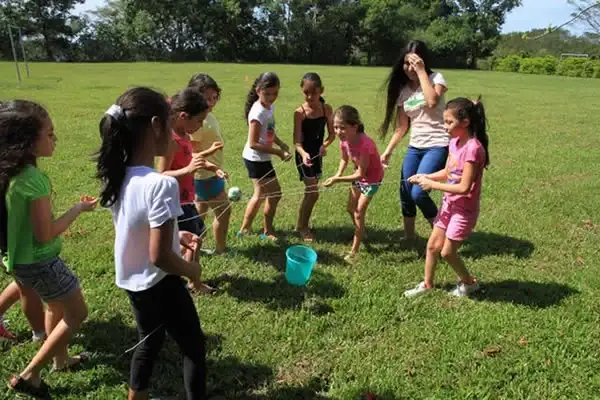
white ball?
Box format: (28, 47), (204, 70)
(228, 186), (242, 202)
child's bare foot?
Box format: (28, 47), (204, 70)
(343, 252), (358, 265)
(188, 281), (217, 295)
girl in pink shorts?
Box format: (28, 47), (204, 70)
(404, 96), (489, 297)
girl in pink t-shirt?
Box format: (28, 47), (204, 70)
(324, 106), (384, 263)
(404, 97), (489, 298)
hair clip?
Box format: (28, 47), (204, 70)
(105, 104), (124, 119)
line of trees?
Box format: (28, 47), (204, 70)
(2, 1), (600, 68)
(1, 0), (525, 67)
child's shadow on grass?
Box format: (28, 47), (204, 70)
(469, 280), (578, 308)
(461, 231), (535, 260)
(68, 315), (328, 398)
(207, 270), (344, 314)
(311, 226), (399, 246)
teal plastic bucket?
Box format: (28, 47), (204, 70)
(285, 245), (317, 286)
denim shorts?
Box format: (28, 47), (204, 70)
(12, 257), (80, 302)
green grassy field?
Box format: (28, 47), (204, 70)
(0, 62), (599, 400)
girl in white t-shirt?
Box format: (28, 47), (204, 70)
(239, 72), (291, 241)
(380, 40), (450, 243)
(95, 87), (207, 399)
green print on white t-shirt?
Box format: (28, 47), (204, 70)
(404, 93), (426, 112)
(266, 118), (275, 146)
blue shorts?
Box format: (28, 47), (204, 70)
(194, 177), (226, 201)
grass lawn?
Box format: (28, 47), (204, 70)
(0, 62), (599, 400)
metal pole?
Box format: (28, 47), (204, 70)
(17, 27), (29, 78)
(7, 24), (22, 86)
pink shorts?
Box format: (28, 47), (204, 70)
(434, 206), (478, 242)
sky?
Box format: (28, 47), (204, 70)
(73, 0), (587, 35)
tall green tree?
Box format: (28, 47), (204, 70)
(3, 0), (85, 60)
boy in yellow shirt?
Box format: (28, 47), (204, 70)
(188, 74), (230, 254)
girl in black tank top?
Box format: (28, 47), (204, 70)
(293, 73), (335, 242)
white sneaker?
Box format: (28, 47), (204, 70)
(450, 280), (480, 297)
(404, 281), (432, 297)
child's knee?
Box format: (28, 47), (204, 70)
(427, 241), (443, 254)
(440, 247), (457, 260)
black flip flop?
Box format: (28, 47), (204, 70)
(8, 375), (51, 399)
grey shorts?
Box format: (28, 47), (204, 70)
(13, 257), (80, 302)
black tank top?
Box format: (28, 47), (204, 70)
(300, 103), (327, 156)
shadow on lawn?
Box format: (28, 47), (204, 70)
(235, 243), (345, 270)
(54, 315), (388, 400)
(64, 315), (328, 399)
(471, 280), (579, 308)
(207, 270), (343, 314)
(461, 231), (535, 260)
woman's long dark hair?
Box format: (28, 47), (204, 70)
(380, 40), (433, 137)
(446, 96), (490, 167)
(95, 87), (170, 207)
(244, 72), (280, 120)
(0, 100), (49, 255)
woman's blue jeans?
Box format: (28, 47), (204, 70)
(400, 145), (449, 219)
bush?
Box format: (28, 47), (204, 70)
(494, 55), (521, 72)
(556, 57), (598, 78)
(477, 56), (498, 71)
(519, 56), (558, 75)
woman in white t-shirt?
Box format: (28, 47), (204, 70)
(380, 40), (449, 242)
(95, 87), (207, 399)
(239, 72), (292, 241)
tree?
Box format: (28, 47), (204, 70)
(569, 1), (600, 34)
(448, 0), (522, 68)
(4, 0), (85, 60)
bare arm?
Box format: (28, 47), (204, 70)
(293, 109), (307, 157)
(248, 121), (285, 157)
(149, 219), (200, 281)
(273, 133), (289, 151)
(425, 168), (449, 182)
(416, 71), (447, 108)
(430, 162), (480, 195)
(31, 196), (96, 244)
(382, 107), (410, 158)
(334, 152), (368, 183)
(322, 104), (336, 149)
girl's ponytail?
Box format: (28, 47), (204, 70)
(446, 96), (490, 168)
(244, 79), (260, 121)
(95, 87), (170, 207)
(471, 97), (489, 167)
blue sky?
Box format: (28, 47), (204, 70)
(74, 0), (586, 35)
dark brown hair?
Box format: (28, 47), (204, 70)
(95, 87), (170, 207)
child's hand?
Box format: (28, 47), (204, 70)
(323, 177), (337, 187)
(319, 145), (327, 157)
(179, 231), (201, 255)
(380, 152), (391, 168)
(186, 155), (207, 174)
(302, 153), (313, 167)
(78, 196), (98, 212)
(215, 169), (229, 179)
(280, 150), (292, 162)
(417, 177), (434, 192)
(407, 174), (425, 184)
(209, 141), (224, 152)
